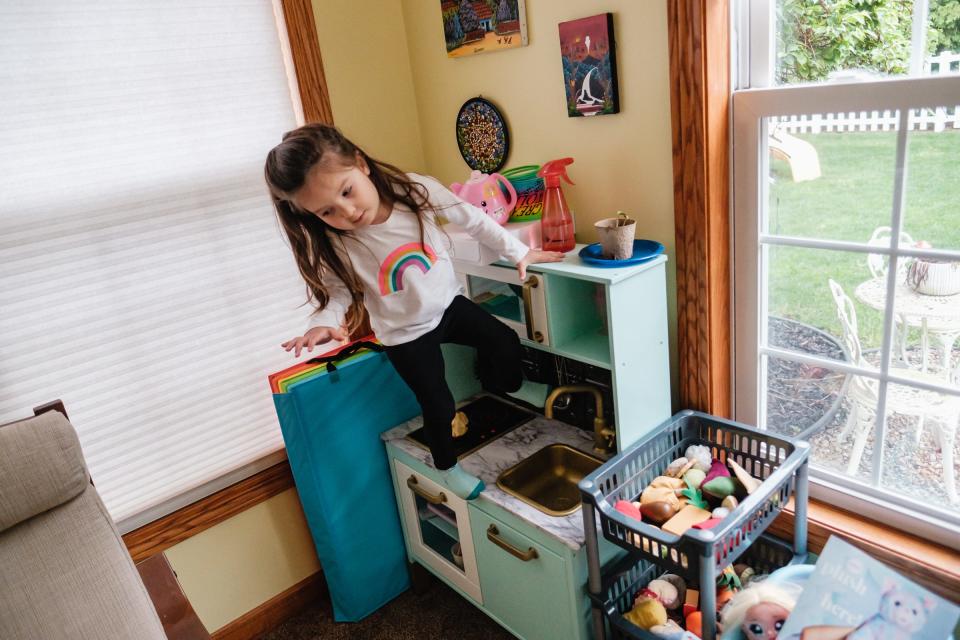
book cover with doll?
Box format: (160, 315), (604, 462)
(778, 537), (958, 640)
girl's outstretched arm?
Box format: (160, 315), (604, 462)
(421, 175), (533, 271)
(283, 260), (353, 357)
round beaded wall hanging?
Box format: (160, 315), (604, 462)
(455, 97), (510, 173)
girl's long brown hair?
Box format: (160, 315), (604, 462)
(264, 124), (430, 335)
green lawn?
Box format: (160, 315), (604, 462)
(767, 130), (960, 351)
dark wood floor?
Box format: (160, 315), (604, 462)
(259, 573), (515, 640)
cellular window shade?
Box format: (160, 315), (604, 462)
(0, 1), (314, 528)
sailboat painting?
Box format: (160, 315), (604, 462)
(558, 13), (619, 117)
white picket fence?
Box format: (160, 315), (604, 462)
(774, 52), (960, 134)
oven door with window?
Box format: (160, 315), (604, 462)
(455, 263), (550, 346)
(394, 459), (482, 603)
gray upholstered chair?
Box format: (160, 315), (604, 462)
(0, 410), (167, 640)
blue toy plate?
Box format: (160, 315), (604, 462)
(578, 240), (665, 267)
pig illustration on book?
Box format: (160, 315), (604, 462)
(845, 580), (936, 640)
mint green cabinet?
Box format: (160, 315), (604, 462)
(386, 440), (625, 640)
(469, 508), (574, 640)
(455, 250), (671, 451)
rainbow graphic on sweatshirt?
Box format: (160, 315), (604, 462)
(378, 242), (439, 295)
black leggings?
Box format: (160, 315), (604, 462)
(385, 295), (522, 470)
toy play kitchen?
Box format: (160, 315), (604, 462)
(383, 249), (672, 640)
(269, 161), (808, 639)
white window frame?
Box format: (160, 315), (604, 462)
(732, 0), (960, 544)
(736, 0), (931, 90)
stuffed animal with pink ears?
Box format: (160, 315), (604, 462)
(845, 579), (937, 640)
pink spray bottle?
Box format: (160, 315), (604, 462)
(536, 158), (576, 253)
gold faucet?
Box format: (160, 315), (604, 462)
(543, 385), (616, 455)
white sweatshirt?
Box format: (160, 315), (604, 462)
(308, 173), (530, 346)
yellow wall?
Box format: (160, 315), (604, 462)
(401, 0), (678, 396)
(311, 0), (425, 171)
(166, 489), (321, 632)
(167, 0), (678, 631)
(164, 3), (423, 631)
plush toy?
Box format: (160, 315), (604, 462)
(684, 468), (707, 489)
(650, 619), (698, 639)
(615, 499), (644, 521)
(640, 477), (686, 508)
(658, 574), (688, 612)
(648, 579), (681, 610)
(727, 458), (762, 494)
(679, 474), (709, 510)
(845, 580), (936, 640)
(716, 586), (736, 612)
(719, 565), (743, 590)
(702, 460), (737, 498)
(625, 589), (668, 630)
(719, 581), (802, 640)
(666, 456), (695, 478)
(651, 475), (687, 491)
(685, 445), (712, 472)
(685, 610), (703, 637)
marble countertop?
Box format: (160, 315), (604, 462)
(382, 406), (605, 551)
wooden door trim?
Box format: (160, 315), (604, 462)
(280, 0), (334, 124)
(667, 0), (732, 416)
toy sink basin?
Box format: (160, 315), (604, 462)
(496, 444), (603, 516)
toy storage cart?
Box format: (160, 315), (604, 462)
(598, 534), (803, 640)
(580, 410), (810, 640)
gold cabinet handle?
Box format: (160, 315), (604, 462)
(407, 475), (447, 504)
(486, 524), (538, 561)
(521, 276), (543, 342)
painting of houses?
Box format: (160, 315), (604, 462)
(558, 13), (619, 117)
(442, 0), (528, 58)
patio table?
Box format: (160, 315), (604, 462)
(855, 276), (960, 381)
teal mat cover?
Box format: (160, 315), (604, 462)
(273, 351), (420, 621)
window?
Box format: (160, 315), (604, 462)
(732, 0), (960, 543)
(0, 1), (313, 531)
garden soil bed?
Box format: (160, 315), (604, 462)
(766, 316), (959, 508)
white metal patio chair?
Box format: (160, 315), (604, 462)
(867, 226), (914, 364)
(830, 279), (958, 504)
(866, 226), (914, 281)
(866, 226), (960, 379)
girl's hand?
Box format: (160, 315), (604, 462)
(281, 326), (347, 357)
(516, 249), (565, 280)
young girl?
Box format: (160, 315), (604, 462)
(265, 123), (565, 499)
